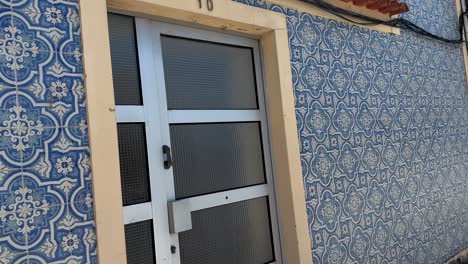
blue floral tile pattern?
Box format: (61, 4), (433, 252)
(235, 0), (468, 263)
(2, 0), (466, 263)
(0, 0), (96, 263)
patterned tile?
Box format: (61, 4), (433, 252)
(24, 201), (95, 263)
(0, 0), (95, 263)
(0, 242), (27, 264)
(0, 174), (30, 249)
(0, 10), (16, 88)
(0, 0), (10, 8)
(1, 0), (467, 263)
(234, 0), (468, 262)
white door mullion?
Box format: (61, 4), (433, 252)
(115, 106), (145, 123)
(173, 184), (269, 212)
(168, 184), (270, 234)
(136, 19), (180, 264)
(168, 110), (262, 124)
(151, 22), (182, 264)
(123, 202), (153, 224)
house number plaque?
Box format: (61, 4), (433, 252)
(198, 0), (214, 11)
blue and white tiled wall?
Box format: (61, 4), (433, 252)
(1, 0), (467, 263)
(235, 0), (468, 263)
(0, 0), (96, 263)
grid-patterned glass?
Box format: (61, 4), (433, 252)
(125, 220), (156, 264)
(161, 36), (258, 110)
(117, 123), (151, 206)
(108, 13), (143, 105)
(179, 197), (275, 264)
(170, 122), (266, 199)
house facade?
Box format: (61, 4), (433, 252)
(0, 0), (467, 263)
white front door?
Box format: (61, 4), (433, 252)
(108, 13), (282, 264)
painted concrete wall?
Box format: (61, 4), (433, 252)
(0, 0), (467, 263)
(234, 0), (468, 263)
(0, 0), (96, 263)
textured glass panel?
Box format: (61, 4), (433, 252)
(117, 123), (151, 206)
(125, 221), (156, 264)
(170, 123), (266, 199)
(179, 197), (275, 264)
(108, 13), (143, 105)
(161, 36), (258, 109)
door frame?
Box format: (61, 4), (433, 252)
(79, 0), (312, 263)
(117, 19), (283, 263)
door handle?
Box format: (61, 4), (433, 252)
(168, 199), (192, 234)
(167, 185), (269, 234)
(162, 145), (172, 169)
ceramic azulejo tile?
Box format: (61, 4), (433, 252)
(234, 0), (468, 262)
(0, 173), (66, 261)
(26, 202), (95, 263)
(20, 149), (89, 206)
(0, 243), (28, 264)
(0, 0), (95, 261)
(0, 10), (17, 88)
(12, 0), (79, 54)
(0, 0), (11, 9)
(0, 173), (29, 251)
(25, 207), (71, 263)
(0, 95), (60, 168)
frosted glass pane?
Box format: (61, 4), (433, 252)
(179, 197), (275, 264)
(170, 123), (266, 199)
(117, 123), (151, 206)
(125, 221), (156, 264)
(108, 13), (143, 105)
(161, 36), (258, 109)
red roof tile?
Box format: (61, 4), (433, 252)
(339, 0), (409, 16)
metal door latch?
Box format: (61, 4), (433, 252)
(168, 199), (192, 234)
(162, 145), (172, 169)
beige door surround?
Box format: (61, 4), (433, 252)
(79, 0), (312, 263)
